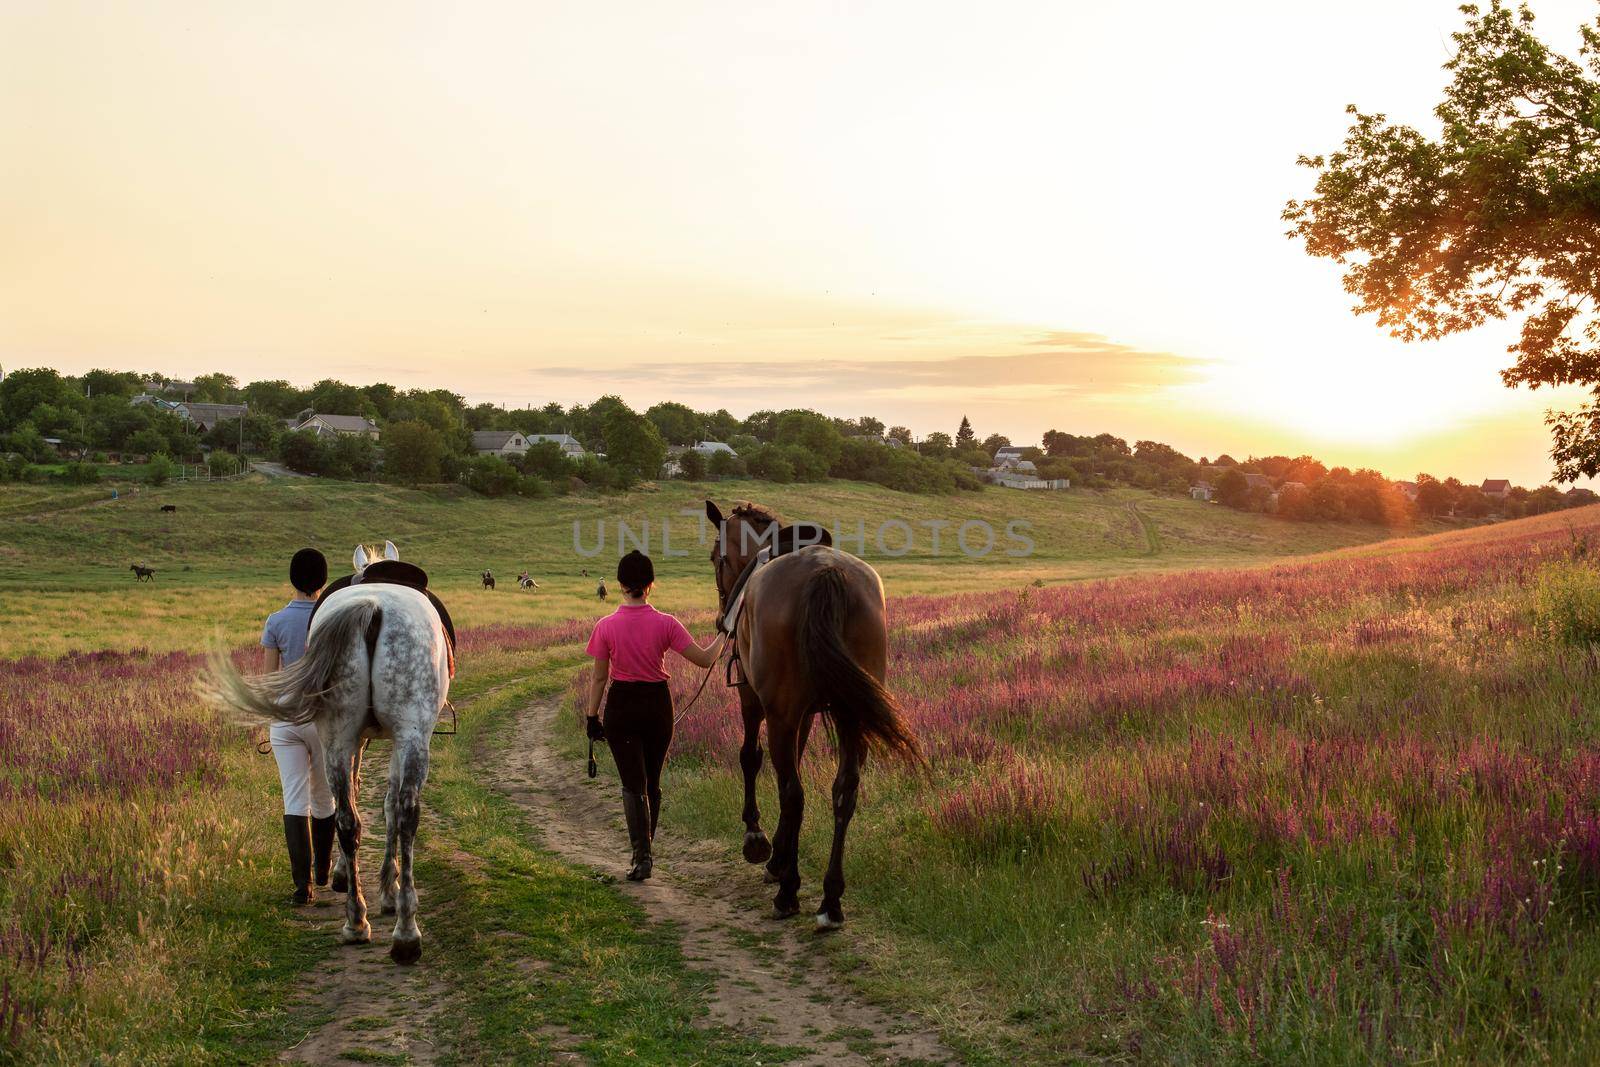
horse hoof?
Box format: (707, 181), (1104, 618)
(390, 938), (422, 965)
(742, 832), (772, 864)
(762, 868), (780, 885)
(771, 900), (801, 920)
(815, 910), (845, 932)
(330, 872), (348, 893)
(380, 903), (396, 916)
(341, 922), (372, 945)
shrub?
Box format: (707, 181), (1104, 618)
(1532, 560), (1600, 646)
(146, 453), (174, 486)
(61, 460), (100, 485)
(206, 451), (240, 478)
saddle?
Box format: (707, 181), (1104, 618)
(310, 560), (457, 675)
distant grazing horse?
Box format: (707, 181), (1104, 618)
(160, 504), (177, 513)
(130, 564), (155, 581)
(517, 571), (539, 590)
(482, 570), (495, 590)
(206, 543), (451, 964)
(705, 500), (921, 927)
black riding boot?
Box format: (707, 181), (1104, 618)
(283, 814), (314, 905)
(622, 791), (653, 881)
(310, 815), (337, 889)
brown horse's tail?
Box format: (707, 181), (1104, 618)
(201, 597), (381, 727)
(798, 564), (922, 763)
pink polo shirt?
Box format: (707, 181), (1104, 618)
(585, 603), (694, 682)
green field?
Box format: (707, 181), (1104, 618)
(0, 475), (1443, 657)
(5, 476), (1557, 1065)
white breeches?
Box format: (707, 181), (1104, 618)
(270, 720), (335, 818)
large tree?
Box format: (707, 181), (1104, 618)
(1286, 2), (1600, 479)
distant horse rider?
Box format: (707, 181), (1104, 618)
(261, 547), (337, 906)
(597, 578), (608, 600)
(583, 551), (722, 880)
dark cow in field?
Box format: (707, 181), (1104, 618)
(160, 504), (177, 513)
(130, 564), (155, 581)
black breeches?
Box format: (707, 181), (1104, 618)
(603, 680), (673, 831)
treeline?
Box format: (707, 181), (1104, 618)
(0, 368), (981, 495)
(2, 366), (1592, 514)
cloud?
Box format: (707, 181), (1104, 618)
(532, 330), (1207, 401)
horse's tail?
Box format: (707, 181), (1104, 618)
(798, 564), (922, 764)
(202, 598), (381, 727)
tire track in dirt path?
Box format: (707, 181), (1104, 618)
(478, 697), (957, 1066)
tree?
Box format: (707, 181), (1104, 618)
(465, 455), (520, 497)
(278, 430), (331, 475)
(886, 425), (914, 446)
(981, 433), (1011, 456)
(602, 406), (667, 486)
(126, 427), (170, 459)
(383, 421), (444, 486)
(1286, 3), (1600, 480)
(1415, 473), (1454, 517)
(242, 379), (305, 417)
(774, 410), (843, 469)
(677, 448), (708, 480)
(645, 402), (701, 445)
(921, 432), (953, 455)
(146, 453), (174, 485)
(955, 416), (976, 448)
(708, 449), (741, 478)
(191, 373), (239, 402)
(1215, 468), (1250, 508)
(0, 368), (74, 429)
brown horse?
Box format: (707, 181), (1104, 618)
(705, 500), (921, 928)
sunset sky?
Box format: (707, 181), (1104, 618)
(3, 0), (1595, 485)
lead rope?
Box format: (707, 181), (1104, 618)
(673, 639), (729, 727)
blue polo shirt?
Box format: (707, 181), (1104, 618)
(261, 599), (316, 667)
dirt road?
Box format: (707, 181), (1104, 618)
(276, 697), (953, 1064)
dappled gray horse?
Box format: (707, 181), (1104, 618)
(207, 544), (451, 963)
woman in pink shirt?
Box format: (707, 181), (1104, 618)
(585, 550), (722, 880)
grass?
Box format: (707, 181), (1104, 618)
(0, 475), (1446, 657)
(642, 503), (1600, 1061)
(0, 475), (1547, 1063)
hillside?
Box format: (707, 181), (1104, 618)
(0, 476), (1457, 656)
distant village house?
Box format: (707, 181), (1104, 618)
(1481, 479), (1512, 501)
(175, 401), (248, 432)
(294, 413), (381, 439)
(471, 430), (529, 457)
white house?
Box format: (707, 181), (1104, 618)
(1191, 482), (1214, 502)
(525, 433), (587, 458)
(1481, 479), (1512, 501)
(691, 441), (738, 458)
(994, 446), (1028, 464)
(294, 413), (381, 439)
(996, 457), (1037, 473)
(471, 429), (530, 457)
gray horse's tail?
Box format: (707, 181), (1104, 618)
(203, 598), (381, 726)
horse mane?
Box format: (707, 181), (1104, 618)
(730, 502), (779, 528)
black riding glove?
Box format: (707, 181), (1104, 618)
(586, 715), (606, 741)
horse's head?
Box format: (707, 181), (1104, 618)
(704, 499), (780, 615)
(352, 541), (400, 574)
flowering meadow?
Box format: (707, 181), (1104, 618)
(0, 620), (592, 1063)
(649, 508), (1600, 1060)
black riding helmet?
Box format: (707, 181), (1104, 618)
(290, 547), (328, 595)
(616, 550), (654, 596)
